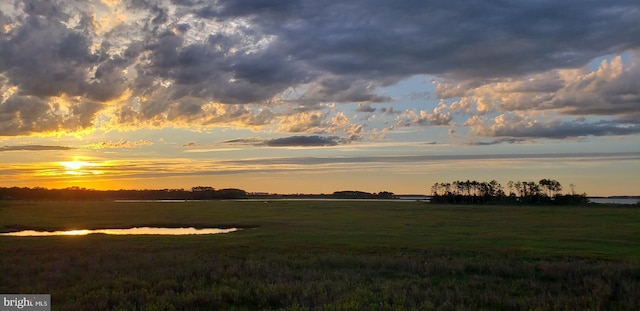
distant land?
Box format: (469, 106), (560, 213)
(588, 196), (640, 199)
(1, 186), (638, 205)
(587, 196), (639, 205)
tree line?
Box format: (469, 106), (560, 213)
(0, 187), (398, 201)
(430, 179), (588, 205)
(0, 186), (248, 201)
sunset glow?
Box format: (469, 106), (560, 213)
(57, 160), (102, 177)
(60, 161), (94, 171)
(0, 0), (638, 195)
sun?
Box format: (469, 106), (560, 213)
(60, 161), (93, 170)
(59, 161), (100, 175)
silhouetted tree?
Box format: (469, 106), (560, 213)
(429, 179), (586, 206)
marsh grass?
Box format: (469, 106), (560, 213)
(1, 200), (639, 310)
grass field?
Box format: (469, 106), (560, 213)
(1, 200), (639, 310)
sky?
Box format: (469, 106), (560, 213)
(0, 0), (639, 196)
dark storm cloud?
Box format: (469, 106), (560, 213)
(140, 0), (640, 107)
(0, 2), (131, 102)
(249, 0), (639, 79)
(295, 77), (393, 104)
(130, 28), (313, 121)
(0, 145), (74, 152)
(0, 16), (93, 97)
(192, 0), (298, 19)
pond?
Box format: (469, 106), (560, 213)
(0, 227), (239, 236)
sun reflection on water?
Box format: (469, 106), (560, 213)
(0, 227), (239, 236)
(60, 229), (92, 235)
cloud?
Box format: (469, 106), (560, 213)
(274, 110), (359, 139)
(379, 107), (399, 115)
(443, 53), (640, 142)
(0, 93), (105, 136)
(0, 0), (638, 139)
(465, 113), (640, 139)
(291, 77), (393, 105)
(447, 55), (640, 119)
(277, 111), (325, 133)
(83, 140), (154, 149)
(390, 102), (453, 129)
(264, 136), (340, 147)
(0, 145), (74, 152)
(257, 0), (640, 80)
(222, 152), (640, 167)
(219, 138), (265, 146)
(459, 138), (533, 146)
(221, 135), (342, 147)
(356, 103), (376, 113)
(553, 56), (640, 119)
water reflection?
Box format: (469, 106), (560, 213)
(0, 227), (238, 236)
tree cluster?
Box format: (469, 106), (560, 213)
(430, 179), (587, 205)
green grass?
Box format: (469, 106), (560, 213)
(1, 200), (639, 310)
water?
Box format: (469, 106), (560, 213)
(588, 198), (639, 205)
(113, 200), (188, 203)
(241, 198), (423, 202)
(0, 227), (239, 236)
